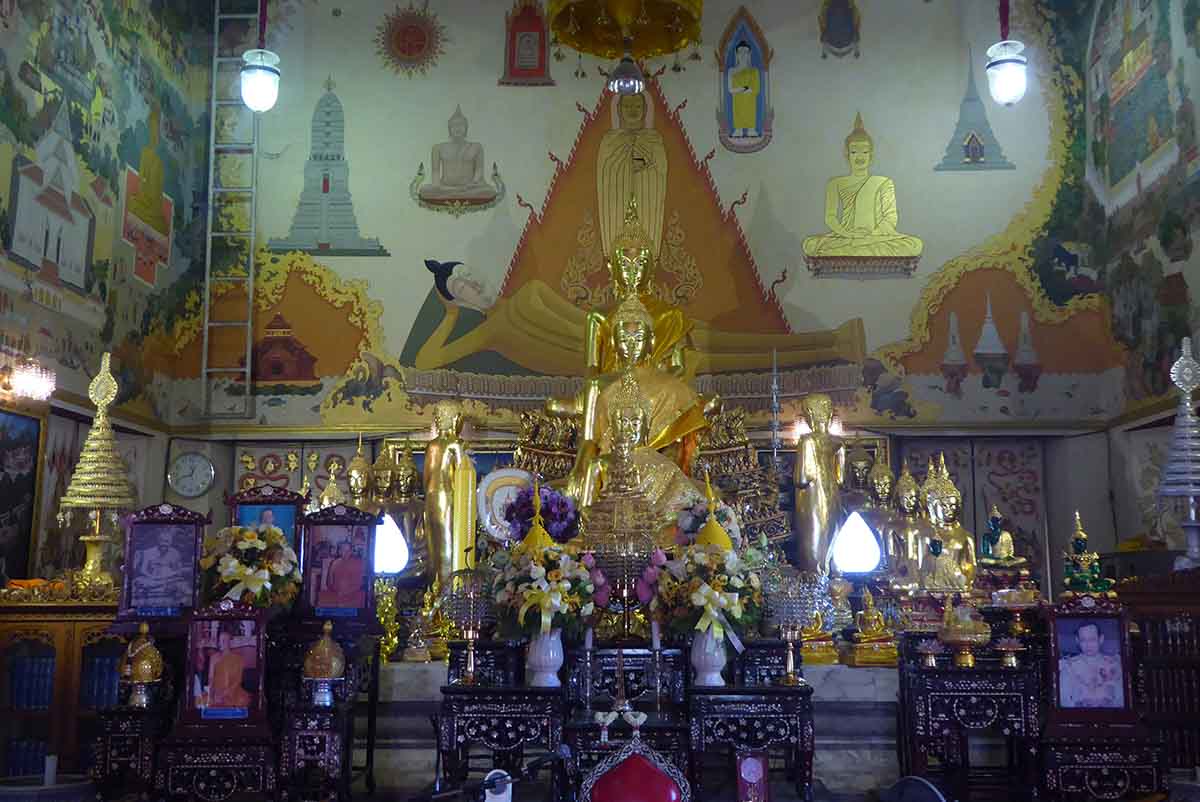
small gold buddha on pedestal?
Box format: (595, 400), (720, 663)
(840, 587), (897, 667)
(799, 610), (839, 665)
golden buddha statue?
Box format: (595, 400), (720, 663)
(318, 459), (347, 510)
(347, 435), (373, 511)
(980, 504), (1027, 568)
(802, 112), (923, 261)
(127, 105), (170, 236)
(799, 610), (839, 665)
(423, 401), (477, 595)
(598, 93), (668, 260)
(386, 442), (428, 581)
(840, 442), (874, 514)
(586, 196), (691, 377)
(792, 393), (844, 575)
(921, 455), (977, 593)
(883, 465), (929, 593)
(553, 293), (712, 507)
(861, 459), (894, 541)
(842, 587), (897, 666)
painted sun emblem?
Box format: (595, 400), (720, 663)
(376, 1), (447, 78)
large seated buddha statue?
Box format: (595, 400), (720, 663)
(587, 196), (690, 377)
(803, 113), (922, 278)
(549, 293), (714, 508)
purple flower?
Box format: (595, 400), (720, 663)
(582, 552), (596, 569)
(502, 485), (580, 543)
(651, 548), (667, 567)
(635, 578), (654, 605)
(674, 528), (691, 547)
(642, 565), (660, 584)
(595, 585), (611, 608)
(590, 568), (607, 587)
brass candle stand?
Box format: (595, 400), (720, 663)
(769, 582), (811, 686)
(443, 569), (495, 685)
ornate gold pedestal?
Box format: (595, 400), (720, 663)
(839, 639), (898, 667)
(800, 637), (840, 665)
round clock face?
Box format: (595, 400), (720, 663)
(168, 452), (215, 499)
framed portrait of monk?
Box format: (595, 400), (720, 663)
(227, 483), (306, 548)
(177, 601), (267, 734)
(298, 504), (381, 629)
(1047, 593), (1136, 728)
(118, 502), (209, 627)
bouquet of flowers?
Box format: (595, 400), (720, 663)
(675, 496), (742, 548)
(489, 542), (609, 640)
(504, 484), (579, 543)
(200, 524), (301, 608)
(636, 537), (769, 642)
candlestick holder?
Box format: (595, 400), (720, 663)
(612, 646), (633, 713)
(443, 568), (495, 685)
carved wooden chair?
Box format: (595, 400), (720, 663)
(579, 736), (690, 802)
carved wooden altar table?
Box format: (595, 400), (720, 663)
(564, 713), (691, 779)
(437, 685), (565, 784)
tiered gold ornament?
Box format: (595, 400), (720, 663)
(123, 623), (164, 708)
(303, 621), (347, 706)
(547, 0), (701, 60)
(58, 353), (137, 600)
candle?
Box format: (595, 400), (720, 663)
(585, 626), (594, 650)
(43, 755), (57, 786)
(651, 620), (661, 651)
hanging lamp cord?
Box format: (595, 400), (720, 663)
(258, 0), (268, 49)
(998, 0), (1010, 41)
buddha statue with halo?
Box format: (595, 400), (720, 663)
(792, 393), (844, 575)
(841, 587), (898, 666)
(921, 455), (977, 593)
(586, 195), (690, 377)
(552, 293), (713, 508)
(419, 106), (497, 203)
(802, 112), (923, 261)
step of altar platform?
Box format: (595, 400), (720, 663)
(355, 662), (906, 800)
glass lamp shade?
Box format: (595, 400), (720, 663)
(985, 40), (1028, 106)
(607, 55), (645, 95)
(830, 511), (882, 574)
(241, 49), (281, 112)
(374, 514), (410, 575)
(11, 358), (55, 401)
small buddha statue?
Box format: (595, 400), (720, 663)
(792, 393), (844, 575)
(423, 400), (477, 596)
(840, 442), (873, 514)
(1063, 511), (1114, 594)
(842, 587), (897, 666)
(979, 504), (1029, 576)
(419, 106), (497, 202)
(347, 435), (373, 511)
(802, 112), (923, 261)
(921, 454), (976, 593)
(884, 465), (931, 593)
(553, 293), (712, 508)
(799, 609), (838, 665)
(318, 458), (348, 510)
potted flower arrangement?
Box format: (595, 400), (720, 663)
(637, 537), (769, 686)
(200, 524), (301, 610)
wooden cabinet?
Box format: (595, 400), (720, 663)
(0, 603), (118, 777)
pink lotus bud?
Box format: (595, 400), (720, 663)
(635, 578), (654, 605)
(582, 552), (596, 569)
(642, 565), (660, 584)
(594, 586), (611, 608)
(651, 548), (668, 567)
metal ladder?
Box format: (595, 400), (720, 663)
(200, 0), (260, 419)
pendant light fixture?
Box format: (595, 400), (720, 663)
(985, 0), (1027, 106)
(241, 0), (281, 113)
(607, 36), (645, 95)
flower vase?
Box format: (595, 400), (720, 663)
(691, 628), (727, 687)
(526, 629), (564, 687)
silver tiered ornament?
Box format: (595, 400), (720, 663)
(1159, 336), (1200, 571)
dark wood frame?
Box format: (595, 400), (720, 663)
(226, 483), (306, 547)
(1047, 593), (1136, 726)
(175, 600), (269, 736)
(297, 504), (381, 629)
(118, 502), (209, 625)
(0, 398), (48, 578)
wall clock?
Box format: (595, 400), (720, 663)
(167, 452), (216, 499)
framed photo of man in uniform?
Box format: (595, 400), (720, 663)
(119, 503), (208, 625)
(1048, 594), (1136, 727)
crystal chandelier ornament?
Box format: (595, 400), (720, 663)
(10, 355), (55, 401)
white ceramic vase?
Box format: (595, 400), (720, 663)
(691, 627), (727, 687)
(526, 628), (564, 687)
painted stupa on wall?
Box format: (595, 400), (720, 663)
(268, 77), (389, 256)
(934, 55), (1015, 171)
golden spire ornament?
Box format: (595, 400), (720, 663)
(59, 353), (136, 597)
(514, 478), (557, 558)
(695, 470), (733, 550)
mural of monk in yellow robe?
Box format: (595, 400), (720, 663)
(803, 113), (923, 261)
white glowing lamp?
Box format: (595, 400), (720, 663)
(11, 358), (55, 401)
(830, 511), (882, 574)
(374, 514), (410, 575)
(241, 49), (281, 112)
(607, 40), (644, 96)
(985, 40), (1028, 106)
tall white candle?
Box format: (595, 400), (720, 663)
(651, 620), (661, 651)
(44, 755), (57, 786)
(584, 626), (594, 650)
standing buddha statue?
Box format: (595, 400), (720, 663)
(1063, 511), (1114, 594)
(883, 465), (929, 593)
(921, 454), (977, 593)
(423, 400), (477, 594)
(792, 393), (844, 575)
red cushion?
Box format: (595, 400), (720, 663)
(591, 754), (683, 802)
